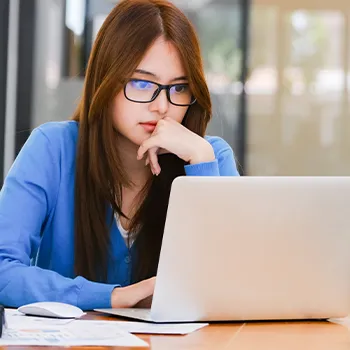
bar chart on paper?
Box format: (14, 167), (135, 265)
(0, 309), (148, 347)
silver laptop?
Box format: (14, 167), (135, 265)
(96, 176), (350, 322)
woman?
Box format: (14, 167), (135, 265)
(0, 0), (239, 310)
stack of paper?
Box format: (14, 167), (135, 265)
(115, 321), (208, 334)
(1, 309), (148, 347)
(1, 309), (209, 347)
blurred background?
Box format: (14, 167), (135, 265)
(0, 0), (350, 183)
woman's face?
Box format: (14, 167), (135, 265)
(111, 36), (190, 146)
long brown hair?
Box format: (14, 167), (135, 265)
(72, 0), (212, 283)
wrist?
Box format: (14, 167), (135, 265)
(189, 141), (215, 165)
(111, 286), (134, 308)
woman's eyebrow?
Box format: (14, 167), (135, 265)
(134, 69), (188, 82)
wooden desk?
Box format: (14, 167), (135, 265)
(2, 312), (350, 350)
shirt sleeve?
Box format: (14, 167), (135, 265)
(184, 137), (240, 176)
(0, 128), (116, 311)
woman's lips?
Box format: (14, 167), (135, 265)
(140, 122), (157, 133)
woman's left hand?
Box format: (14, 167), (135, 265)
(137, 117), (215, 175)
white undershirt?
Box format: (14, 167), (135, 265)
(115, 214), (135, 247)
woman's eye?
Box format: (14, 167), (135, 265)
(131, 80), (153, 90)
(174, 85), (188, 93)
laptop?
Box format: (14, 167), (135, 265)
(95, 176), (350, 322)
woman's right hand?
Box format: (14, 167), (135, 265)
(111, 277), (156, 308)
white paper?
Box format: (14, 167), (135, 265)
(328, 316), (350, 328)
(114, 321), (209, 334)
(1, 309), (148, 347)
(5, 309), (74, 326)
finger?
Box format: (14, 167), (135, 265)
(148, 148), (161, 175)
(157, 148), (170, 155)
(164, 116), (174, 123)
(164, 116), (180, 126)
(144, 150), (156, 174)
(137, 135), (161, 160)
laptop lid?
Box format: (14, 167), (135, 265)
(149, 176), (350, 322)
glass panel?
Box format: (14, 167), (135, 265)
(31, 0), (78, 129)
(172, 0), (243, 151)
(248, 0), (350, 175)
(63, 0), (86, 77)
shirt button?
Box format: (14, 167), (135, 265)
(125, 256), (131, 264)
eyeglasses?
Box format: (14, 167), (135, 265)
(124, 79), (197, 106)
